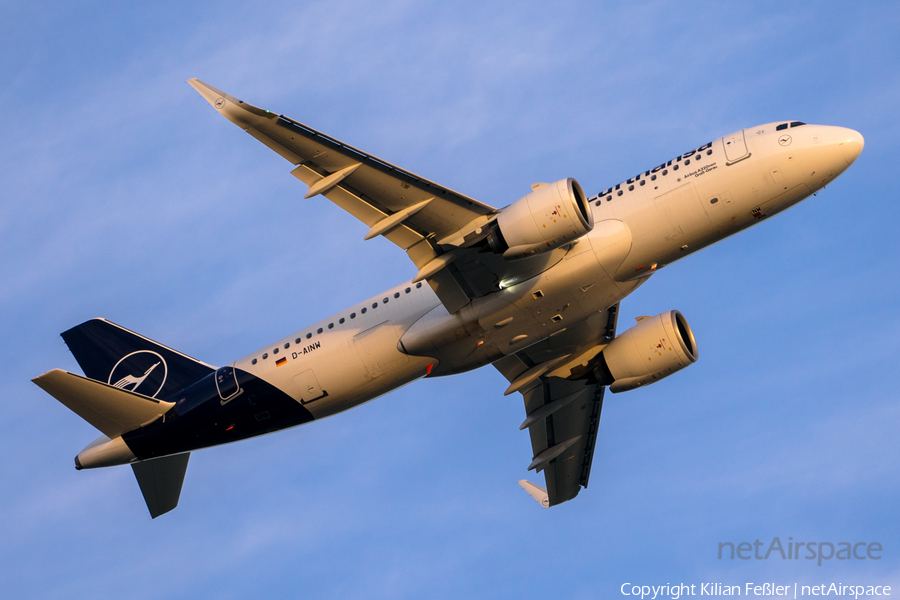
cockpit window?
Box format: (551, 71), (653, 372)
(776, 123), (789, 131)
(790, 121), (806, 128)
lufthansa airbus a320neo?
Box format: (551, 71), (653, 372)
(33, 79), (864, 517)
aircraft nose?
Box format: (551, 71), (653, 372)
(837, 128), (864, 166)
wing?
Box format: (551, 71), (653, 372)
(189, 79), (509, 313)
(493, 304), (619, 506)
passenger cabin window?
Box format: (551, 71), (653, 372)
(306, 333), (312, 339)
(328, 323), (334, 329)
(394, 292), (400, 298)
(215, 366), (240, 400)
(317, 328), (323, 334)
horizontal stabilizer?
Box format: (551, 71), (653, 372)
(132, 453), (190, 519)
(517, 480), (549, 508)
(33, 369), (174, 438)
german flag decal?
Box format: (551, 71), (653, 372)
(275, 357), (287, 367)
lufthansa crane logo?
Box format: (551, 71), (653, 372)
(108, 351), (168, 398)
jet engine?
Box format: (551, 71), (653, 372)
(595, 310), (698, 393)
(487, 178), (593, 259)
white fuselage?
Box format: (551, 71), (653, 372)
(234, 123), (863, 421)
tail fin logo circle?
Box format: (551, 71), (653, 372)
(108, 351), (168, 398)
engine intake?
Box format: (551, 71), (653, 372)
(596, 310), (698, 393)
(489, 178), (592, 259)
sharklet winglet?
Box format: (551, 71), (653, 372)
(517, 480), (550, 508)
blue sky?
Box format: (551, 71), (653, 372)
(2, 1), (898, 598)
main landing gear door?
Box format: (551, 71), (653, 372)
(216, 365), (241, 404)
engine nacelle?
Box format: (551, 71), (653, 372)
(596, 310), (698, 393)
(490, 178), (592, 259)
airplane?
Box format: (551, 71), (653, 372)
(33, 79), (864, 518)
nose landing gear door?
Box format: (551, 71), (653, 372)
(216, 364), (242, 404)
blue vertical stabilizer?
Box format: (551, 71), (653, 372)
(61, 318), (214, 400)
